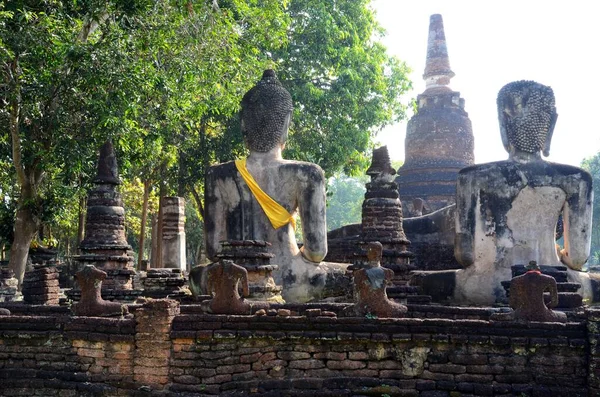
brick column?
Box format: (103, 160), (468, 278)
(588, 308), (600, 392)
(134, 299), (179, 388)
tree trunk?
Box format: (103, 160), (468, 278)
(156, 195), (164, 269)
(77, 196), (86, 249)
(138, 179), (151, 269)
(150, 213), (158, 267)
(177, 147), (186, 198)
(190, 186), (205, 221)
(8, 205), (39, 285)
(6, 57), (42, 285)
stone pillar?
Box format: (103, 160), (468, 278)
(22, 264), (60, 305)
(150, 214), (158, 268)
(160, 197), (186, 270)
(134, 299), (179, 388)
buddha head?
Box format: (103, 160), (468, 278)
(497, 80), (557, 157)
(366, 241), (383, 267)
(240, 69), (293, 152)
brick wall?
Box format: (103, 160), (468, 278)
(169, 314), (588, 396)
(0, 301), (594, 396)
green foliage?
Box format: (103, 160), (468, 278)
(326, 174), (367, 231)
(274, 0), (412, 177)
(581, 153), (600, 265)
(121, 177), (158, 258)
(0, 0), (289, 258)
(0, 0), (410, 266)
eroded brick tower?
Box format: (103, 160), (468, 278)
(396, 14), (474, 217)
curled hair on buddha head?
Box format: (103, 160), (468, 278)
(240, 69), (293, 152)
(497, 80), (557, 157)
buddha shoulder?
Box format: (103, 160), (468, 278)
(279, 160), (325, 183)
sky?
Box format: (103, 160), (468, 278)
(372, 1), (600, 167)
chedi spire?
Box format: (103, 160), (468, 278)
(395, 14), (474, 217)
(423, 14), (454, 94)
(93, 140), (120, 185)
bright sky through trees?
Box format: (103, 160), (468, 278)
(373, 0), (600, 166)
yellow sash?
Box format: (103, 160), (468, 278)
(235, 159), (296, 230)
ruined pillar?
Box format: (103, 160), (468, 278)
(160, 197), (186, 270)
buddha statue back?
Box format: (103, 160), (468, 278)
(204, 70), (341, 302)
(412, 80), (596, 305)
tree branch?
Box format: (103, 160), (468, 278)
(8, 58), (27, 188)
(190, 185), (205, 221)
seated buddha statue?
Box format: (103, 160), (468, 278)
(204, 69), (342, 302)
(413, 80), (595, 305)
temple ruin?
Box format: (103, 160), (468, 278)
(1, 15), (600, 397)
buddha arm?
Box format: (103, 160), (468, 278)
(204, 167), (225, 262)
(562, 178), (593, 270)
(298, 166), (328, 263)
(237, 266), (250, 298)
(454, 171), (476, 267)
(384, 268), (395, 286)
(546, 279), (559, 309)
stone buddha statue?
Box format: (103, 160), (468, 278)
(204, 70), (337, 302)
(344, 242), (407, 318)
(201, 260), (252, 315)
(413, 80), (595, 305)
(491, 260), (567, 323)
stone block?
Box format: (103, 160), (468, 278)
(288, 359), (325, 370)
(326, 360), (365, 370)
(277, 351), (310, 360)
(428, 363), (466, 374)
(348, 351), (368, 360)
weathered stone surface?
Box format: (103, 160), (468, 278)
(72, 265), (125, 317)
(142, 268), (189, 299)
(21, 264), (61, 305)
(0, 268), (19, 303)
(71, 140), (136, 300)
(492, 261), (567, 323)
(160, 197), (186, 270)
(201, 260), (252, 315)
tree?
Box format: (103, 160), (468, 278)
(581, 153), (600, 265)
(0, 1), (121, 283)
(1, 1), (290, 281)
(179, 0), (413, 220)
(273, 0), (412, 177)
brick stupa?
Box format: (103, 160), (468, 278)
(70, 141), (140, 302)
(396, 14), (474, 217)
(353, 147), (421, 302)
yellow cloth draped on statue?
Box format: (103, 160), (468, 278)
(235, 159), (297, 230)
